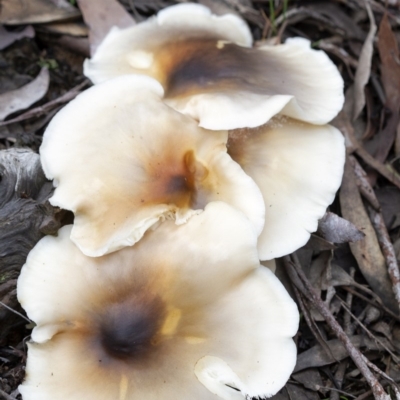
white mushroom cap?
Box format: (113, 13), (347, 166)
(84, 3), (252, 84)
(40, 75), (265, 257)
(194, 267), (298, 399)
(18, 202), (298, 400)
(228, 116), (345, 260)
(166, 38), (344, 129)
(84, 4), (344, 129)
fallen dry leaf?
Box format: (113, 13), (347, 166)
(294, 335), (395, 372)
(0, 25), (35, 50)
(373, 13), (400, 159)
(306, 251), (332, 293)
(306, 251), (335, 321)
(370, 321), (392, 340)
(198, 0), (242, 16)
(333, 110), (400, 189)
(56, 36), (90, 56)
(0, 68), (50, 121)
(329, 263), (357, 287)
(375, 187), (400, 230)
(350, 155), (380, 210)
(317, 39), (358, 70)
(352, 1), (376, 121)
(394, 238), (400, 261)
(39, 21), (88, 37)
(339, 157), (399, 313)
(292, 369), (324, 393)
(0, 0), (80, 25)
(318, 212), (365, 243)
(303, 234), (336, 252)
(332, 109), (357, 152)
(306, 2), (365, 41)
(286, 383), (319, 400)
(77, 0), (135, 56)
(269, 390), (289, 400)
(378, 13), (400, 114)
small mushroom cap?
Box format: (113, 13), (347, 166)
(40, 75), (265, 257)
(84, 4), (344, 129)
(84, 3), (252, 84)
(228, 117), (345, 260)
(166, 38), (344, 129)
(18, 203), (298, 400)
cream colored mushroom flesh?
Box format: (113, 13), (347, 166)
(228, 116), (345, 260)
(84, 3), (344, 130)
(18, 203), (299, 400)
(40, 75), (265, 257)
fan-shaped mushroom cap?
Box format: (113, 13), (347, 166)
(84, 3), (252, 82)
(18, 203), (299, 400)
(228, 116), (345, 260)
(40, 75), (265, 257)
(84, 4), (344, 129)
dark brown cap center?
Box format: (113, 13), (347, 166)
(158, 39), (263, 98)
(98, 296), (166, 361)
(145, 150), (208, 210)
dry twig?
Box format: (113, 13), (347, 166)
(0, 80), (90, 127)
(342, 286), (400, 322)
(0, 301), (31, 323)
(0, 388), (17, 400)
(368, 207), (400, 312)
(292, 285), (335, 360)
(350, 156), (400, 311)
(344, 268), (356, 335)
(337, 297), (400, 363)
(284, 255), (391, 400)
(350, 156), (381, 210)
(335, 111), (400, 190)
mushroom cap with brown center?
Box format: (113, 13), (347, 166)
(40, 75), (265, 257)
(84, 4), (344, 129)
(18, 203), (299, 400)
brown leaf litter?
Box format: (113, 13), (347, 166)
(1, 1), (400, 400)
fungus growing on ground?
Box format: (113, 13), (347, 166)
(18, 203), (299, 400)
(84, 3), (344, 130)
(228, 116), (345, 260)
(40, 75), (265, 257)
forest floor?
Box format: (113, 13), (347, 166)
(1, 0), (400, 399)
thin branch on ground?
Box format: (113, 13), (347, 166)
(337, 296), (400, 364)
(354, 389), (373, 400)
(341, 286), (400, 322)
(337, 112), (400, 189)
(332, 268), (355, 400)
(0, 301), (32, 323)
(361, 355), (399, 387)
(0, 388), (17, 400)
(344, 268), (356, 335)
(292, 285), (336, 360)
(350, 156), (381, 210)
(284, 255), (390, 400)
(0, 80), (90, 127)
(350, 157), (400, 311)
(367, 206), (400, 312)
(355, 146), (400, 190)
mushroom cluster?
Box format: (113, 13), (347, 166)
(17, 3), (345, 400)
